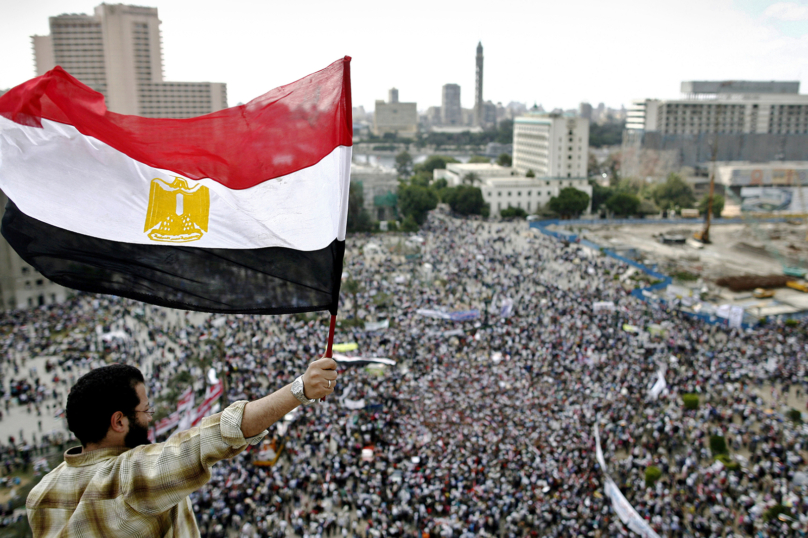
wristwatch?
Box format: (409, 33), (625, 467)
(291, 375), (316, 405)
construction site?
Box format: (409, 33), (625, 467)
(542, 216), (808, 322)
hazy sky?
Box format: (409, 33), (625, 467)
(1, 0), (808, 112)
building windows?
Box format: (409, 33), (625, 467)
(517, 191), (521, 197)
(498, 192), (502, 197)
(508, 192), (512, 196)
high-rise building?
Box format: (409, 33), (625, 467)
(623, 80), (808, 174)
(579, 102), (593, 121)
(474, 42), (484, 127)
(373, 89), (417, 138)
(441, 84), (462, 126)
(32, 3), (227, 118)
(513, 113), (589, 178)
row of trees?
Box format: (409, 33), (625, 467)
(365, 120), (514, 149)
(589, 173), (724, 217)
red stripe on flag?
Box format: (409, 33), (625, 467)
(0, 57), (352, 190)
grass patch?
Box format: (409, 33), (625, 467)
(645, 466), (662, 487)
(682, 393), (699, 410)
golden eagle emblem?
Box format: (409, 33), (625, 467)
(144, 177), (210, 243)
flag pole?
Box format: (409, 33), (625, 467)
(325, 314), (336, 358)
(320, 314), (337, 402)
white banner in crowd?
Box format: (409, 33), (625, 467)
(500, 298), (514, 318)
(728, 305), (744, 329)
(593, 423), (607, 471)
(416, 309), (452, 320)
(594, 424), (661, 538)
(593, 301), (615, 313)
(604, 478), (662, 538)
(364, 319), (389, 332)
(648, 367), (667, 400)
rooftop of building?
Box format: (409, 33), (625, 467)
(445, 163), (510, 175)
(682, 80), (800, 95)
(481, 176), (589, 186)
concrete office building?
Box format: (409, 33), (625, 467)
(373, 88), (417, 138)
(624, 80), (808, 175)
(32, 3), (227, 118)
(513, 114), (589, 178)
(441, 84), (462, 126)
(579, 102), (593, 121)
(350, 163), (399, 221)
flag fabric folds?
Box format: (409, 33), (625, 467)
(0, 57), (352, 314)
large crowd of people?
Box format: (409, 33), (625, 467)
(0, 212), (806, 537)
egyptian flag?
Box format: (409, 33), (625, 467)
(0, 58), (351, 315)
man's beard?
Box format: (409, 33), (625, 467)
(124, 415), (151, 449)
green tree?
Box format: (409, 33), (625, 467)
(548, 187), (590, 218)
(395, 151), (414, 177)
(587, 152), (601, 177)
(588, 179), (613, 213)
(496, 153), (512, 167)
(637, 199), (659, 216)
(604, 153), (621, 185)
(698, 194), (725, 218)
(398, 184), (438, 225)
(409, 171), (432, 187)
(413, 155), (459, 175)
(347, 182), (373, 233)
(653, 173), (695, 210)
(605, 192), (640, 217)
(400, 215), (419, 232)
(589, 120), (626, 147)
(444, 186), (487, 216)
(468, 155), (490, 164)
(462, 172), (482, 185)
(500, 206), (528, 219)
(525, 169), (535, 178)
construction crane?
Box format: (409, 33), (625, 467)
(694, 104), (721, 244)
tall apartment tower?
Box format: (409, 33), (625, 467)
(32, 4), (227, 118)
(441, 84), (462, 126)
(474, 42), (484, 127)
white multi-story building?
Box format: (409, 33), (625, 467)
(627, 81), (808, 136)
(32, 3), (227, 118)
(481, 177), (591, 215)
(512, 114), (589, 178)
(434, 163), (513, 186)
(433, 163), (592, 215)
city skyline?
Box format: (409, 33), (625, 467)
(1, 0), (807, 113)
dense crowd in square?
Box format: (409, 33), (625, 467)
(0, 214), (805, 537)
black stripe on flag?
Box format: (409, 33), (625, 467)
(2, 200), (344, 315)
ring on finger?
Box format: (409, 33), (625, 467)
(327, 379), (331, 388)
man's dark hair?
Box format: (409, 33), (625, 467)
(66, 364), (145, 446)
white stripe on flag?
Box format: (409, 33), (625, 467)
(0, 117), (350, 250)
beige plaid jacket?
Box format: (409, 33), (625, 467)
(26, 400), (267, 537)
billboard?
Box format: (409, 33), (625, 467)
(740, 186), (808, 213)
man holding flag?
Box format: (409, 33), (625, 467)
(26, 359), (336, 536)
(0, 56), (353, 537)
